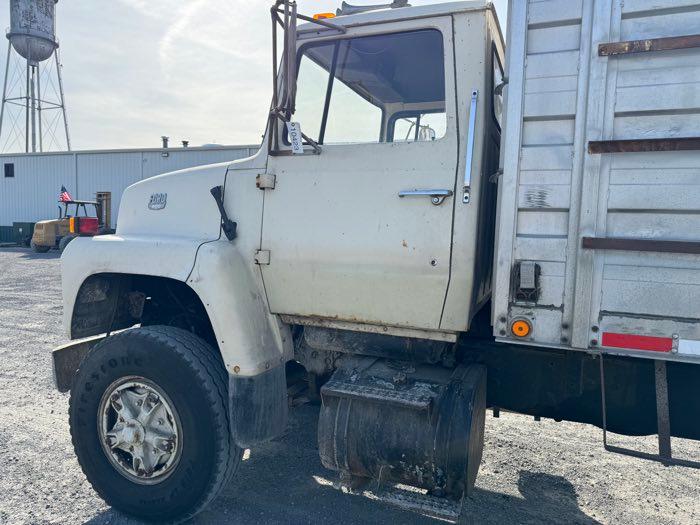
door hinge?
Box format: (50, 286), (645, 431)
(255, 249), (271, 265)
(256, 173), (276, 190)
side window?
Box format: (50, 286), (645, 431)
(492, 46), (504, 129)
(293, 29), (446, 145)
(389, 112), (446, 142)
(4, 163), (14, 178)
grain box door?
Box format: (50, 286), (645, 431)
(571, 1), (700, 355)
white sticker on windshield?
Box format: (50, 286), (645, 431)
(286, 122), (305, 154)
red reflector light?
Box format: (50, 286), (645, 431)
(76, 217), (99, 235)
(602, 332), (673, 352)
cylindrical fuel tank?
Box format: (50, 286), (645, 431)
(318, 359), (486, 498)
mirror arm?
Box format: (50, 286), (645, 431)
(270, 110), (322, 154)
(270, 1), (336, 154)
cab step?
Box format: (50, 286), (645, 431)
(374, 487), (462, 522)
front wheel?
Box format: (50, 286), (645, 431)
(69, 326), (241, 523)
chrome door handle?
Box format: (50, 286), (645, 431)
(398, 189), (454, 205)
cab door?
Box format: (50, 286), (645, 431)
(260, 18), (458, 330)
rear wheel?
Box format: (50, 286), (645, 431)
(30, 240), (50, 253)
(58, 235), (75, 252)
(69, 326), (240, 523)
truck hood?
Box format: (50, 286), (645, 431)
(116, 161), (231, 240)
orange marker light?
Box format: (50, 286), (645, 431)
(511, 319), (532, 338)
(313, 12), (336, 20)
(69, 217), (76, 234)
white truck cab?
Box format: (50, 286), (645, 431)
(53, 1), (700, 522)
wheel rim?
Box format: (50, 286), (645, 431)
(98, 376), (183, 485)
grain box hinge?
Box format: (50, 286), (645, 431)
(256, 173), (276, 190)
(255, 249), (271, 265)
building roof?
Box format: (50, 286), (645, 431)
(0, 144), (258, 159)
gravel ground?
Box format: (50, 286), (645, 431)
(0, 246), (699, 525)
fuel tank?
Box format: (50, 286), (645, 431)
(318, 358), (486, 499)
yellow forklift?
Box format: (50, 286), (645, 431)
(31, 191), (112, 253)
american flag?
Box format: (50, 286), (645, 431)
(59, 186), (73, 203)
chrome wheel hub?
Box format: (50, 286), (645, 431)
(98, 377), (182, 485)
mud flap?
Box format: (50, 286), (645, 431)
(229, 364), (288, 448)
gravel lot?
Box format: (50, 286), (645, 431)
(1, 246), (699, 525)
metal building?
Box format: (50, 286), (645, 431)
(0, 144), (257, 239)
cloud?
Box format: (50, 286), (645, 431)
(0, 0), (509, 151)
(158, 0), (208, 73)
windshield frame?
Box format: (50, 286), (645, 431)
(283, 27), (448, 148)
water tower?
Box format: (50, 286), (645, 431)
(0, 0), (70, 152)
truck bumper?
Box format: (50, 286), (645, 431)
(52, 334), (106, 392)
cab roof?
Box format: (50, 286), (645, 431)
(298, 1), (493, 34)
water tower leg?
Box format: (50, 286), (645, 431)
(37, 64), (43, 152)
(30, 66), (37, 153)
(25, 60), (30, 153)
(0, 42), (11, 148)
(55, 50), (71, 151)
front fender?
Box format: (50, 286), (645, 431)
(186, 240), (292, 445)
(62, 234), (205, 337)
(187, 239), (292, 377)
(62, 235), (292, 377)
(61, 236), (292, 446)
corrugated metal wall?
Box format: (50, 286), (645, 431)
(0, 145), (257, 226)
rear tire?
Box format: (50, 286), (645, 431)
(58, 235), (75, 252)
(69, 326), (240, 523)
(31, 241), (50, 253)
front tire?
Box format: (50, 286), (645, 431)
(69, 326), (240, 522)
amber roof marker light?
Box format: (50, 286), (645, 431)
(313, 12), (336, 20)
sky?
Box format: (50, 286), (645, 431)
(0, 0), (507, 152)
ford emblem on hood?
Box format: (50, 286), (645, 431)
(148, 193), (167, 210)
